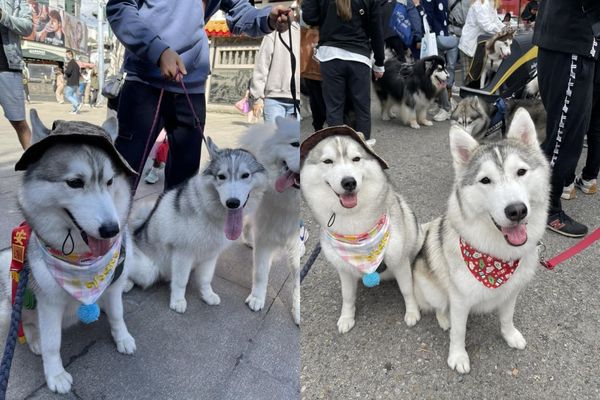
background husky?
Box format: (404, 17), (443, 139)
(127, 138), (267, 314)
(451, 96), (547, 143)
(481, 29), (514, 88)
(301, 131), (423, 333)
(239, 117), (301, 324)
(412, 109), (550, 374)
(0, 110), (136, 393)
(373, 55), (449, 129)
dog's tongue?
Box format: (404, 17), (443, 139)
(501, 224), (527, 246)
(275, 170), (299, 192)
(339, 193), (358, 208)
(87, 237), (114, 257)
(225, 208), (244, 240)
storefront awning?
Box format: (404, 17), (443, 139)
(205, 20), (231, 37)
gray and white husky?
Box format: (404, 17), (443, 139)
(127, 138), (267, 313)
(239, 117), (301, 324)
(412, 109), (550, 374)
(451, 96), (547, 143)
(481, 29), (514, 88)
(301, 129), (423, 333)
(0, 110), (136, 393)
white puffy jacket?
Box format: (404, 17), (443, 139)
(458, 0), (504, 57)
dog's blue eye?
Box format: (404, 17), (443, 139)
(217, 174), (227, 180)
(352, 157), (360, 162)
(241, 173), (250, 179)
(290, 142), (300, 148)
(480, 177), (491, 184)
(66, 178), (84, 189)
(323, 159), (333, 164)
(517, 169), (527, 177)
(107, 178), (113, 186)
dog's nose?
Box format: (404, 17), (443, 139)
(226, 198), (241, 209)
(341, 177), (357, 192)
(99, 223), (120, 238)
(504, 203), (528, 222)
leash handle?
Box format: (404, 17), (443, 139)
(176, 70), (208, 146)
(541, 227), (600, 270)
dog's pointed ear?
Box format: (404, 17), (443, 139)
(206, 136), (220, 159)
(29, 109), (50, 144)
(101, 117), (119, 142)
(506, 108), (538, 147)
(449, 125), (478, 165)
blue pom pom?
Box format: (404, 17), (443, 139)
(78, 303), (100, 324)
(362, 272), (380, 288)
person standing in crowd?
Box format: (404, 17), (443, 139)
(250, 12), (300, 121)
(302, 0), (385, 139)
(421, 0), (458, 121)
(106, 0), (292, 193)
(300, 23), (326, 131)
(520, 0), (538, 27)
(54, 66), (64, 103)
(458, 0), (504, 77)
(64, 49), (81, 114)
(0, 0), (33, 150)
(89, 69), (99, 107)
(533, 0), (600, 238)
(79, 67), (88, 103)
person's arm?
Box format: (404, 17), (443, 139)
(0, 0), (33, 37)
(407, 0), (423, 41)
(369, 0), (385, 71)
(474, 3), (503, 34)
(220, 0), (272, 37)
(106, 0), (169, 67)
(249, 33), (275, 105)
(64, 61), (73, 78)
(301, 0), (321, 27)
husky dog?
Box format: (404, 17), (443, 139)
(412, 109), (550, 374)
(480, 29), (514, 88)
(239, 117), (301, 324)
(451, 96), (547, 143)
(0, 110), (136, 393)
(127, 138), (267, 313)
(373, 55), (449, 129)
(301, 127), (422, 333)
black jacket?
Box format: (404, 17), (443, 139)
(64, 59), (80, 87)
(533, 0), (600, 59)
(302, 0), (385, 67)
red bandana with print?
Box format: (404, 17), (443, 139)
(459, 238), (520, 289)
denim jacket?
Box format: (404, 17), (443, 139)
(0, 0), (33, 70)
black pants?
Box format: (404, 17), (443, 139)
(303, 78), (326, 131)
(320, 59), (372, 138)
(538, 49), (597, 214)
(116, 80), (206, 193)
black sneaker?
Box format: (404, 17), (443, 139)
(547, 211), (588, 238)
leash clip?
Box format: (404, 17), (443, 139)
(537, 240), (554, 270)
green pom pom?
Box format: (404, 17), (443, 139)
(24, 288), (36, 310)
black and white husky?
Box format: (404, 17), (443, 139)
(127, 138), (268, 314)
(0, 111), (136, 393)
(412, 109), (550, 374)
(373, 55), (449, 129)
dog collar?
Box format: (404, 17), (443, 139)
(324, 214), (390, 286)
(460, 238), (519, 289)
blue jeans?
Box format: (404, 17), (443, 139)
(64, 85), (79, 111)
(437, 35), (459, 88)
(263, 98), (299, 122)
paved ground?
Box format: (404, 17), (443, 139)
(300, 106), (600, 400)
(0, 101), (299, 399)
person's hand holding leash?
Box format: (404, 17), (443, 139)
(159, 49), (187, 81)
(269, 6), (293, 32)
(373, 71), (384, 81)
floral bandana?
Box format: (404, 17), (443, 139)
(35, 234), (123, 304)
(323, 214), (390, 274)
(460, 238), (520, 289)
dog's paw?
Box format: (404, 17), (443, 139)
(404, 309), (421, 327)
(436, 310), (450, 331)
(422, 119), (434, 126)
(122, 279), (134, 293)
(410, 121), (420, 129)
(116, 334), (136, 355)
(503, 328), (527, 349)
(46, 370), (73, 394)
(169, 298), (187, 314)
(245, 294), (265, 312)
(28, 339), (41, 356)
(447, 349), (471, 374)
(381, 113), (391, 121)
(202, 291), (221, 306)
(337, 316), (355, 334)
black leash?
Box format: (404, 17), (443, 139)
(300, 242), (321, 283)
(278, 16), (299, 118)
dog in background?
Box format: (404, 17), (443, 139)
(480, 29), (515, 88)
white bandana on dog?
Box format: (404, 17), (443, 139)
(323, 214), (390, 274)
(34, 235), (122, 305)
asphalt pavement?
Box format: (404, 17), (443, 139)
(299, 106), (600, 400)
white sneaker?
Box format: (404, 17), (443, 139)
(144, 168), (160, 184)
(575, 176), (597, 194)
(76, 103), (83, 113)
(433, 109), (451, 122)
(561, 182), (576, 200)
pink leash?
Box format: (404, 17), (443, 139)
(540, 227), (600, 270)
